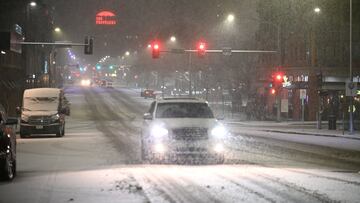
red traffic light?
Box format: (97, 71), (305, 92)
(153, 43), (159, 50)
(270, 88), (276, 95)
(198, 43), (205, 50)
(273, 72), (284, 83)
(197, 41), (206, 57)
(151, 41), (160, 59)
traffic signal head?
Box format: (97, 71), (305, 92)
(84, 36), (94, 55)
(152, 41), (160, 59)
(273, 72), (284, 84)
(270, 88), (276, 95)
(197, 41), (206, 58)
(276, 74), (282, 81)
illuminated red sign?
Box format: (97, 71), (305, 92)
(96, 11), (117, 25)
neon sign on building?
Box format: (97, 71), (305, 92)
(96, 11), (117, 25)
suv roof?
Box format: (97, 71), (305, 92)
(156, 97), (207, 104)
(24, 88), (61, 98)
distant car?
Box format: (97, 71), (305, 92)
(19, 88), (70, 138)
(142, 89), (156, 99)
(100, 79), (113, 88)
(0, 104), (18, 181)
(141, 98), (227, 164)
(80, 78), (91, 86)
(106, 80), (113, 88)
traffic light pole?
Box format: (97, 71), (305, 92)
(276, 86), (281, 122)
(188, 52), (192, 96)
(349, 0), (354, 134)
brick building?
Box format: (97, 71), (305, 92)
(254, 0), (360, 122)
(0, 0), (54, 115)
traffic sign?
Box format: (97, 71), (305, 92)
(299, 89), (306, 99)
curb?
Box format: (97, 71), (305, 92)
(261, 129), (360, 141)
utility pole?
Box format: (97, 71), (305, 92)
(188, 52), (192, 96)
(276, 24), (282, 122)
(349, 0), (354, 134)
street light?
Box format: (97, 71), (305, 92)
(227, 14), (235, 23)
(314, 7), (321, 13)
(54, 27), (61, 33)
(29, 1), (37, 7)
(125, 51), (130, 56)
(170, 36), (176, 42)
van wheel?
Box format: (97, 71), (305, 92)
(61, 124), (65, 136)
(56, 125), (64, 137)
(20, 131), (29, 138)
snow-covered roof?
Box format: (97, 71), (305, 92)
(24, 88), (61, 98)
(156, 97), (207, 104)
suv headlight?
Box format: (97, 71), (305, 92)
(21, 114), (29, 123)
(150, 125), (169, 138)
(211, 125), (227, 138)
(51, 114), (60, 122)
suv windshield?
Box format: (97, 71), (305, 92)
(155, 103), (214, 118)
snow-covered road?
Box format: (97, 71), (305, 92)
(1, 86), (360, 203)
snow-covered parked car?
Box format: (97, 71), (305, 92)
(141, 98), (227, 164)
(19, 88), (70, 138)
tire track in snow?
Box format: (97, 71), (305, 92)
(83, 88), (140, 163)
(136, 166), (223, 203)
(284, 168), (360, 187)
(256, 173), (339, 203)
(133, 167), (182, 203)
(227, 133), (360, 170)
(220, 166), (338, 203)
(110, 87), (147, 115)
(211, 169), (277, 203)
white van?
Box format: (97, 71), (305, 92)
(19, 88), (70, 138)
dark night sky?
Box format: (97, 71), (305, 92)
(47, 0), (257, 64)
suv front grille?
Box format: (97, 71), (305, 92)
(172, 127), (208, 140)
(28, 116), (51, 125)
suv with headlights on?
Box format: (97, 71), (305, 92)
(141, 98), (227, 164)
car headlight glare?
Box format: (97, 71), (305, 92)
(154, 143), (166, 153)
(214, 143), (224, 153)
(81, 79), (91, 86)
(150, 125), (169, 138)
(211, 125), (227, 138)
(21, 115), (29, 122)
(51, 114), (60, 121)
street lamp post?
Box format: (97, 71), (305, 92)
(224, 15), (282, 121)
(349, 0), (354, 134)
(256, 20), (281, 121)
(188, 52), (192, 96)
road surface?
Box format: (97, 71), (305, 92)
(1, 86), (360, 203)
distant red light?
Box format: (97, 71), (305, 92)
(199, 43), (205, 50)
(152, 41), (161, 58)
(271, 88), (276, 94)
